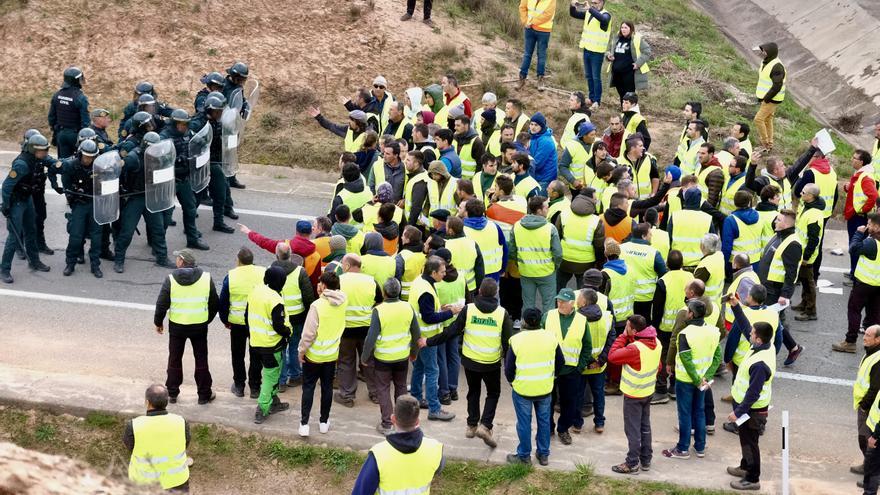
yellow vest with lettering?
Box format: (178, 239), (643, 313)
(462, 304), (506, 364)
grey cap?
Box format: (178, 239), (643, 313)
(91, 108), (110, 118)
(349, 110), (367, 123)
(173, 249), (196, 266)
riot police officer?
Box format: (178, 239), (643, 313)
(1, 134), (52, 283)
(223, 62), (250, 190)
(160, 109), (209, 250)
(119, 82), (174, 139)
(113, 131), (173, 273)
(48, 67), (90, 159)
(89, 108), (114, 152)
(19, 129), (61, 256)
(59, 140), (104, 278)
(121, 94), (169, 137)
(194, 72), (225, 114)
(189, 93), (234, 234)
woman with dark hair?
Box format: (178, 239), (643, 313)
(606, 21), (652, 105)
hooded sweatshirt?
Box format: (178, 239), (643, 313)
(528, 112), (558, 184)
(426, 293), (515, 371)
(154, 267), (219, 335)
(509, 214), (563, 273)
(721, 207), (761, 271)
(404, 87), (424, 121)
(758, 42), (786, 103)
(453, 127), (485, 171)
(270, 259), (316, 325)
(602, 206), (635, 243)
(600, 257), (627, 297)
(247, 231), (321, 288)
(793, 152), (838, 211)
(351, 428), (445, 495)
(463, 216), (509, 281)
(424, 84), (445, 114)
(330, 177), (367, 221)
(557, 194), (606, 273)
(245, 267), (293, 353)
(298, 289), (348, 357)
(607, 325), (659, 398)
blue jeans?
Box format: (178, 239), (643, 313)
(512, 390), (551, 459)
(411, 346), (441, 413)
(576, 372), (606, 428)
(437, 335), (460, 396)
(675, 380), (707, 452)
(279, 320), (303, 385)
(582, 50), (605, 104)
(519, 28), (551, 78)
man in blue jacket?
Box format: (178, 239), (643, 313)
(434, 128), (462, 178)
(527, 112), (557, 195)
(722, 190), (762, 276)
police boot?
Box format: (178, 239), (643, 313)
(155, 258), (175, 268)
(15, 248), (26, 260)
(91, 265), (103, 278)
(213, 223), (235, 234)
(38, 245), (54, 256)
(63, 263), (75, 276)
(100, 249), (115, 261)
(224, 208), (239, 220)
(187, 239), (210, 251)
(76, 255), (85, 264)
(0, 270), (12, 284)
(228, 176), (246, 189)
(29, 261), (50, 272)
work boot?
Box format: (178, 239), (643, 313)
(213, 223), (235, 234)
(537, 76), (546, 92)
(730, 479), (760, 491)
(651, 392), (670, 405)
(224, 209), (239, 220)
(536, 454), (549, 466)
(506, 453), (531, 465)
(269, 399), (290, 414)
(249, 388), (259, 399)
(0, 270), (12, 284)
(423, 18), (435, 27)
(187, 239), (210, 250)
(113, 262), (124, 274)
(794, 313), (817, 321)
(832, 341), (856, 353)
(517, 76), (526, 90)
(76, 255), (85, 264)
(230, 384), (245, 397)
(29, 261), (50, 272)
(156, 258), (175, 268)
(400, 13), (412, 21)
(558, 431), (572, 445)
(850, 463), (864, 475)
(169, 395), (177, 404)
(790, 302), (804, 312)
(581, 405), (594, 417)
(450, 389), (459, 401)
(439, 394), (451, 405)
(38, 245), (54, 255)
(91, 266), (103, 279)
(198, 392), (216, 405)
(727, 466), (747, 477)
(278, 383), (287, 393)
(229, 177), (246, 189)
(63, 263), (75, 276)
(287, 377), (303, 387)
(476, 425), (497, 448)
(465, 425), (477, 438)
(427, 409), (455, 421)
(254, 408), (268, 424)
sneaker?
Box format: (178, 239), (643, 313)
(269, 401), (290, 414)
(249, 389), (260, 399)
(419, 399), (428, 410)
(319, 421), (330, 434)
(695, 449), (706, 458)
(707, 425), (715, 435)
(594, 425), (604, 434)
(727, 466), (747, 477)
(333, 392), (355, 408)
(536, 454), (549, 466)
(558, 431), (572, 445)
(230, 384), (245, 397)
(197, 392), (216, 405)
(640, 463), (651, 471)
(669, 388), (677, 400)
(254, 409), (268, 424)
(537, 76), (546, 92)
(723, 422), (739, 435)
(832, 341), (857, 353)
(439, 394), (452, 405)
(465, 425), (477, 438)
(662, 447), (690, 459)
(784, 344), (804, 365)
(298, 423), (310, 437)
(730, 479), (760, 491)
(427, 409), (455, 421)
(506, 453), (531, 465)
(851, 463), (865, 475)
(450, 390), (459, 401)
(287, 377), (303, 387)
(475, 425), (497, 448)
(611, 462), (639, 474)
(794, 313), (817, 321)
(651, 392), (669, 405)
(400, 13), (412, 21)
(377, 423), (393, 436)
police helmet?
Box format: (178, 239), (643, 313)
(63, 66), (84, 86)
(205, 92), (227, 111)
(137, 93), (157, 107)
(135, 81), (155, 96)
(22, 128), (42, 142)
(78, 139), (99, 157)
(226, 62), (249, 78)
(202, 71), (225, 87)
(27, 134), (50, 154)
(131, 111), (153, 130)
(77, 128), (97, 145)
(171, 108), (191, 123)
(143, 132), (162, 146)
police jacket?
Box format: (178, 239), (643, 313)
(159, 126), (191, 180)
(58, 156), (95, 205)
(188, 113), (222, 163)
(2, 153), (40, 204)
(48, 83), (89, 132)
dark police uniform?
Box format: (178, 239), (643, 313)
(1, 153), (44, 273)
(119, 101), (174, 140)
(194, 88), (211, 115)
(58, 155), (102, 269)
(158, 125), (202, 245)
(90, 125), (114, 153)
(188, 112), (231, 230)
(113, 139), (169, 269)
(31, 153), (61, 254)
(48, 83), (90, 158)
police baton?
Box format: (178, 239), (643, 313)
(3, 215), (37, 266)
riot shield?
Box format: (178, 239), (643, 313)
(188, 122), (212, 193)
(92, 151), (123, 225)
(221, 90), (243, 177)
(243, 78), (260, 122)
(144, 139), (177, 213)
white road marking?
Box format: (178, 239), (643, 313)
(818, 287), (844, 295)
(0, 289), (155, 311)
(776, 371), (853, 387)
(820, 266), (849, 274)
(197, 205), (316, 221)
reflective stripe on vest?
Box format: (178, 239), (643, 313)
(855, 351), (880, 411)
(603, 266), (634, 320)
(340, 272), (377, 328)
(128, 414), (189, 489)
(560, 209), (600, 263)
(247, 284), (289, 348)
(462, 304), (505, 364)
(579, 9), (611, 52)
(696, 251), (725, 304)
(374, 301), (415, 362)
(464, 223), (503, 275)
(809, 168), (838, 218)
(796, 206), (825, 264)
(731, 347), (775, 408)
(305, 297), (347, 363)
(620, 241), (660, 302)
(620, 152), (654, 199)
(509, 329), (557, 396)
(724, 270), (761, 324)
(620, 340), (661, 398)
(455, 137), (477, 179)
(409, 277), (443, 337)
(344, 129), (366, 153)
(514, 175), (541, 199)
(445, 237), (478, 291)
(670, 209), (713, 267)
(674, 324), (719, 384)
(582, 312), (611, 374)
(855, 249), (880, 287)
(168, 272), (210, 325)
(755, 58), (786, 102)
(399, 250), (427, 301)
(513, 222), (554, 277)
(405, 171), (430, 226)
(228, 264), (266, 325)
(362, 254), (398, 288)
(732, 307), (778, 366)
(732, 215), (764, 263)
(428, 177), (458, 214)
(546, 309), (587, 366)
(720, 175), (747, 215)
(617, 112), (645, 160)
(852, 168), (873, 213)
(371, 437), (443, 495)
(659, 270), (694, 332)
(768, 235), (801, 283)
(281, 266), (305, 315)
(434, 91), (468, 126)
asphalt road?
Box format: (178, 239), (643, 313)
(0, 156), (866, 493)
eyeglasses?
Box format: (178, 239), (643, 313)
(374, 85), (386, 89)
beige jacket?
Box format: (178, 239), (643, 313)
(298, 290), (347, 355)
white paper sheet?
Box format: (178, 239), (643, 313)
(814, 128), (836, 155)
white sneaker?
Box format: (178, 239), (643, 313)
(298, 423), (310, 437)
(319, 421), (330, 434)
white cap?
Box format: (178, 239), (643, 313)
(482, 92), (497, 104)
(373, 75), (388, 87)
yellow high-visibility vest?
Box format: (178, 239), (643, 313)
(446, 236), (478, 291)
(409, 277), (444, 338)
(620, 340), (661, 398)
(674, 324), (719, 384)
(371, 437), (443, 495)
(650, 227), (670, 261)
(398, 250), (427, 301)
(340, 272), (377, 328)
(514, 174), (541, 199)
(546, 309), (587, 366)
(724, 269), (761, 324)
(428, 177), (459, 214)
(732, 215), (764, 264)
(806, 168), (838, 219)
(855, 247), (880, 287)
(472, 171), (498, 204)
(168, 272), (210, 325)
(796, 206), (825, 264)
(854, 351), (880, 410)
(405, 171), (430, 226)
(462, 304), (506, 364)
(732, 307), (778, 366)
(620, 241), (661, 302)
(434, 91), (468, 126)
(579, 9), (611, 53)
(767, 234), (801, 283)
(560, 209), (600, 264)
(720, 175), (747, 215)
(513, 222), (554, 277)
(619, 151), (655, 199)
(128, 414), (189, 489)
(525, 0), (555, 30)
(362, 253), (398, 288)
(344, 129), (365, 153)
(852, 167), (873, 214)
(247, 284), (289, 348)
(227, 264), (266, 325)
(755, 58), (786, 103)
(454, 136), (478, 179)
(280, 266), (305, 316)
(603, 265), (634, 320)
(696, 251), (725, 305)
(304, 297), (347, 363)
(509, 328), (557, 396)
(670, 209), (712, 267)
(374, 300), (415, 363)
(658, 270), (694, 332)
(731, 347), (775, 408)
(560, 113), (591, 151)
(464, 223), (503, 275)
(582, 311), (612, 375)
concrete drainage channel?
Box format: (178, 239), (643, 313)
(693, 0), (880, 148)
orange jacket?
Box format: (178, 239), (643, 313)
(519, 0), (556, 32)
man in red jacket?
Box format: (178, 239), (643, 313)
(602, 116), (624, 159)
(608, 315), (661, 474)
(844, 150), (878, 282)
(238, 220), (321, 288)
